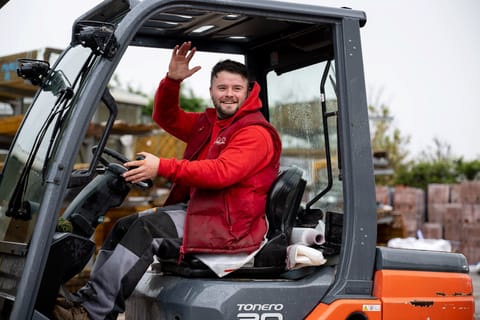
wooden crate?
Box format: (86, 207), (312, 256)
(0, 115), (23, 135)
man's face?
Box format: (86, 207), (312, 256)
(210, 71), (249, 119)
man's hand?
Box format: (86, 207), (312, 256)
(123, 152), (160, 184)
(167, 41), (201, 81)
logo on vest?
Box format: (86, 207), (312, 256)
(214, 136), (227, 145)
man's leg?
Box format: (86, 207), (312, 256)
(57, 204), (186, 320)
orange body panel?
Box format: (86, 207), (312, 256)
(305, 299), (382, 320)
(305, 270), (474, 319)
(374, 269), (474, 319)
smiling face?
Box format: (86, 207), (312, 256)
(210, 70), (249, 119)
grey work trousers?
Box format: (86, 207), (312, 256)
(79, 204), (186, 320)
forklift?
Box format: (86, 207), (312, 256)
(0, 0), (474, 319)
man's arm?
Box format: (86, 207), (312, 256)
(153, 41), (202, 142)
(157, 126), (275, 188)
(152, 76), (200, 142)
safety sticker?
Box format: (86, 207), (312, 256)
(362, 304), (381, 312)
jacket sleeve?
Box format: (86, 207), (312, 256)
(153, 76), (201, 142)
(158, 125), (275, 189)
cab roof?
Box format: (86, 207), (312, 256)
(74, 0), (366, 74)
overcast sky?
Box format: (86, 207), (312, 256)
(0, 0), (479, 160)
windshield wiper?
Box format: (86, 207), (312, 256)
(6, 88), (73, 220)
(42, 88), (74, 181)
(6, 54), (96, 220)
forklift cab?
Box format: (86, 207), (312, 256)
(2, 0), (470, 319)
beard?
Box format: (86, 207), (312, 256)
(212, 99), (241, 119)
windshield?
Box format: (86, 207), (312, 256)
(268, 61), (342, 212)
(0, 45), (94, 242)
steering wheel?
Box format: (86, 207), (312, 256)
(92, 145), (153, 189)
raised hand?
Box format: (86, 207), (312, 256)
(167, 41), (202, 81)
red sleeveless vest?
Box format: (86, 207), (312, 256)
(165, 110), (281, 255)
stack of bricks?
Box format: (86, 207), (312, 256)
(392, 186), (425, 238)
(375, 185), (425, 239)
(455, 181), (480, 264)
(375, 185), (391, 207)
(426, 184), (453, 241)
(376, 186), (406, 244)
(375, 182), (480, 264)
(427, 181), (480, 264)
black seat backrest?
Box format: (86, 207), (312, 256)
(266, 166), (306, 240)
(252, 167), (306, 269)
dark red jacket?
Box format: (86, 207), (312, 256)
(153, 76), (281, 254)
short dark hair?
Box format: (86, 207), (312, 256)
(210, 59), (249, 83)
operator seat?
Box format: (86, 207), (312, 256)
(251, 166), (306, 269)
(161, 166), (306, 277)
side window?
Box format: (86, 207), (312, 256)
(267, 61), (343, 212)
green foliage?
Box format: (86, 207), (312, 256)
(394, 139), (480, 190)
(179, 87), (206, 112)
(368, 101), (480, 189)
(109, 74), (206, 122)
(368, 103), (410, 185)
(455, 158), (480, 181)
(395, 160), (458, 190)
(142, 86), (206, 120)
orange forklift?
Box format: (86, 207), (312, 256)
(0, 0), (474, 319)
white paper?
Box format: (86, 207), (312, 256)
(195, 239), (267, 277)
(286, 244), (327, 270)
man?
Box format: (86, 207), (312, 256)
(54, 41), (282, 320)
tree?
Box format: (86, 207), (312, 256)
(109, 74), (206, 120)
(142, 86), (206, 120)
(368, 103), (410, 185)
(394, 138), (480, 189)
(455, 158), (480, 181)
(418, 138), (453, 163)
(395, 160), (457, 190)
(367, 92), (480, 189)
